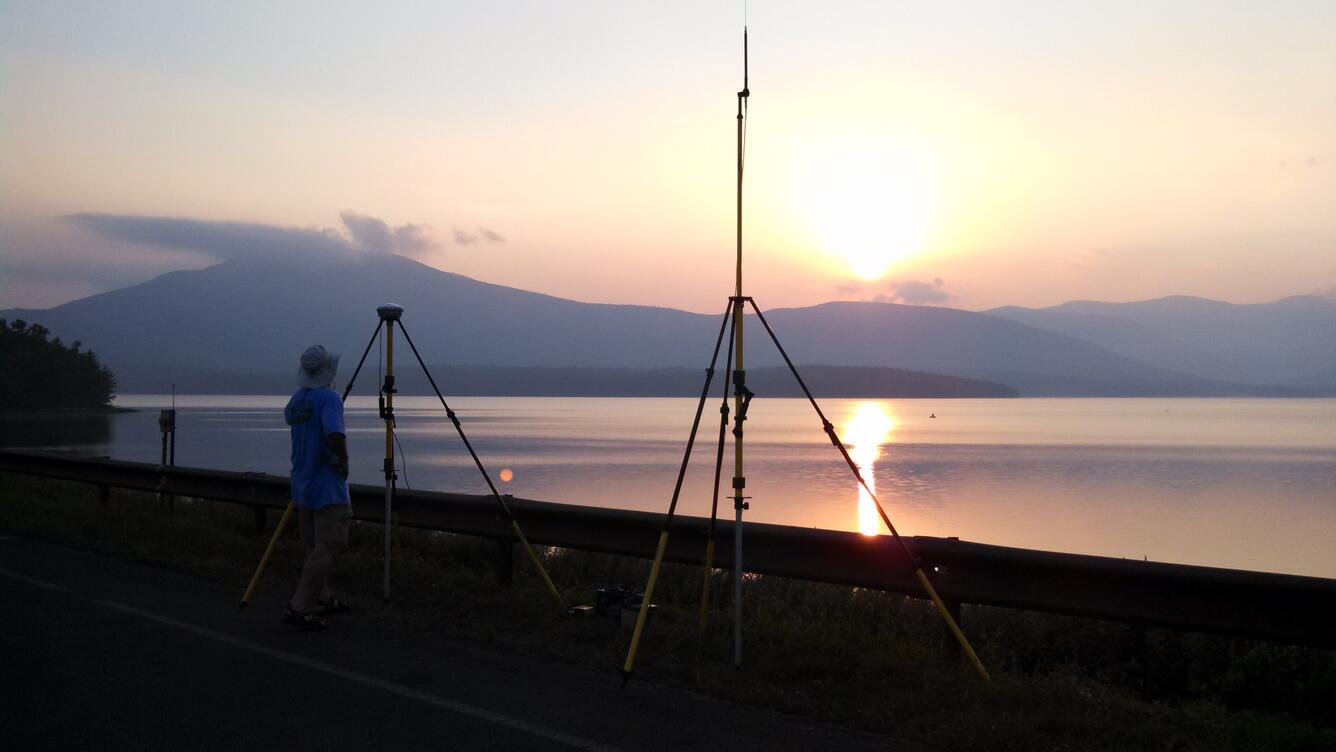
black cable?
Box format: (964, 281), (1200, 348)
(392, 427), (411, 491)
(741, 90), (748, 177)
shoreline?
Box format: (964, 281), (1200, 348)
(0, 406), (136, 419)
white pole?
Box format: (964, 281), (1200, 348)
(382, 315), (397, 603)
(732, 26), (750, 670)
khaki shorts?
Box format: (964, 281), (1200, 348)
(299, 504), (351, 551)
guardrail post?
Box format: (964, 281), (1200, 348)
(495, 539), (514, 587)
(98, 484), (110, 507)
(252, 506), (267, 536)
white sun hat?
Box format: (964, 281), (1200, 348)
(296, 345), (341, 389)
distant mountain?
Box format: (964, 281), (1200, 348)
(2, 255), (1323, 396)
(988, 295), (1336, 389)
(116, 364), (1020, 398)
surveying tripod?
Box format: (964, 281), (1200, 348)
(619, 25), (989, 682)
(240, 304), (565, 610)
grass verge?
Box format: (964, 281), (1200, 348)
(2, 473), (1333, 751)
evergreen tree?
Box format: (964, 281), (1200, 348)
(0, 319), (117, 410)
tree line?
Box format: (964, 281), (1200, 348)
(0, 319), (116, 410)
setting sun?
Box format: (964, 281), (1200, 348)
(842, 401), (897, 536)
(801, 145), (933, 281)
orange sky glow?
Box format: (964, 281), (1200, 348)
(1, 2), (1332, 312)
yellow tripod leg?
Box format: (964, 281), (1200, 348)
(622, 530), (670, 677)
(511, 520), (566, 608)
(239, 502), (294, 611)
(914, 568), (990, 682)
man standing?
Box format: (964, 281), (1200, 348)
(282, 345), (352, 629)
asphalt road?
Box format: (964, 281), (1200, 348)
(0, 535), (894, 751)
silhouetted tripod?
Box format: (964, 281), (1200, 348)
(619, 26), (988, 682)
(241, 303), (565, 610)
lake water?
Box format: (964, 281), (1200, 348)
(14, 395), (1336, 578)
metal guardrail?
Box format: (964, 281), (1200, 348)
(2, 449), (1333, 649)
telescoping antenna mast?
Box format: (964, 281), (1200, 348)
(620, 24), (753, 678)
(729, 24), (750, 669)
(621, 21), (990, 682)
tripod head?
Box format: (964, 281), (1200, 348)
(377, 303), (404, 322)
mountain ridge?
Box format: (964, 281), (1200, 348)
(3, 255), (1330, 396)
(988, 294), (1336, 388)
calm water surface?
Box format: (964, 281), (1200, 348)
(29, 396), (1336, 578)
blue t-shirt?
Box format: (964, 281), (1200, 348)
(285, 387), (351, 509)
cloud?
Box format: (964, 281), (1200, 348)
(878, 278), (950, 305)
(7, 211), (482, 308)
(393, 224), (434, 256)
(339, 211), (439, 257)
(1068, 246), (1118, 264)
(452, 226), (505, 246)
(1064, 244), (1161, 269)
(1277, 154), (1323, 170)
(64, 212), (440, 265)
(837, 277), (952, 305)
(65, 214), (357, 263)
(338, 211), (395, 253)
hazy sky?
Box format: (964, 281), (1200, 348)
(2, 1), (1332, 312)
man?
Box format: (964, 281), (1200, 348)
(282, 344), (352, 629)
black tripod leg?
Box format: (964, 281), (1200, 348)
(395, 321), (567, 608)
(700, 316), (736, 628)
(661, 299), (735, 522)
(341, 320), (385, 403)
(621, 298), (736, 680)
(744, 299), (991, 681)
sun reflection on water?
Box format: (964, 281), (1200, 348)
(842, 401), (896, 535)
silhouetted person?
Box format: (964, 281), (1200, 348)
(282, 345), (351, 629)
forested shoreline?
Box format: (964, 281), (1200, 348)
(0, 319), (117, 411)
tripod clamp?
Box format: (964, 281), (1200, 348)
(728, 295), (756, 438)
(375, 304), (403, 427)
(376, 304), (404, 482)
(378, 376), (396, 424)
(732, 380), (754, 436)
(379, 376), (396, 423)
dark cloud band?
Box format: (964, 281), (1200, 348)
(65, 214), (356, 263)
(64, 212), (447, 263)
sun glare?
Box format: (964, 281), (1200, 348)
(802, 146), (933, 281)
(842, 401), (897, 536)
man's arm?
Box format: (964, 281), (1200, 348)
(325, 432), (349, 477)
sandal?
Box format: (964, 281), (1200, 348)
(281, 608), (327, 630)
(315, 597), (350, 616)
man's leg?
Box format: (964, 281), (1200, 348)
(312, 504), (352, 605)
(298, 507), (316, 555)
(290, 507), (324, 614)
